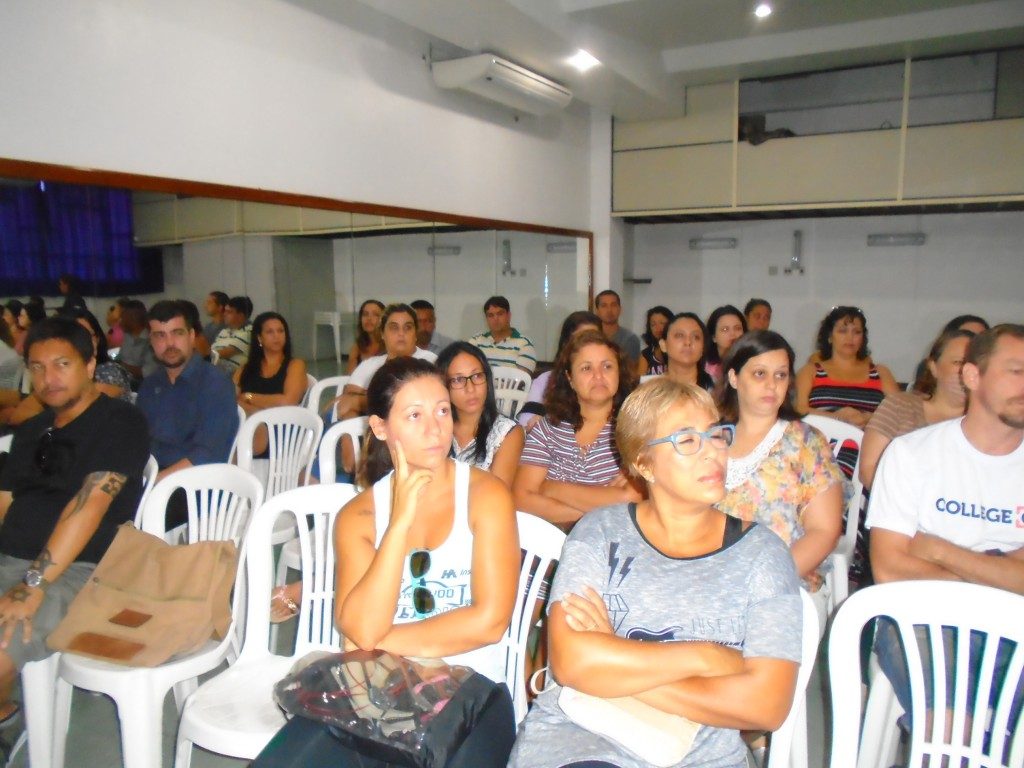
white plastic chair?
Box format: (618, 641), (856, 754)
(301, 372), (317, 407)
(766, 589), (821, 768)
(312, 310), (343, 365)
(492, 365), (532, 419)
(51, 464), (265, 768)
(132, 455), (160, 527)
(505, 512), (566, 724)
(235, 406), (323, 501)
(173, 483), (359, 767)
(304, 374), (350, 423)
(829, 581), (1024, 768)
(0, 434), (11, 454)
(803, 414), (864, 607)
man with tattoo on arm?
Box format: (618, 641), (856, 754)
(0, 318), (148, 736)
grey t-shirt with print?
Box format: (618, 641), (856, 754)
(508, 503), (802, 768)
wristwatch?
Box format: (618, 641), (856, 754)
(23, 569), (46, 590)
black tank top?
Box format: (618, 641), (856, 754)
(240, 359), (289, 395)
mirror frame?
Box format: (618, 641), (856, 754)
(0, 156), (594, 304)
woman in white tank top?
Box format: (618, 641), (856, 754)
(334, 356), (520, 686)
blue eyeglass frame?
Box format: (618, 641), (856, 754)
(646, 424), (735, 455)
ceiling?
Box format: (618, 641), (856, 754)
(345, 0), (1024, 119)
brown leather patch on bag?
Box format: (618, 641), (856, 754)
(67, 632), (145, 662)
(108, 609), (152, 628)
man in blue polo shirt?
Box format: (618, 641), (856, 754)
(136, 300), (237, 488)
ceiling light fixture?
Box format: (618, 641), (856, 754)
(567, 49), (600, 73)
(754, 3), (772, 18)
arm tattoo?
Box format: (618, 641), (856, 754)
(67, 472), (127, 517)
(30, 548), (55, 574)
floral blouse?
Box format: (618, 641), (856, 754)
(717, 419), (844, 590)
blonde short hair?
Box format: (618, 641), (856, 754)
(615, 379), (718, 477)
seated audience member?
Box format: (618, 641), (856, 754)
(258, 357), (520, 766)
(3, 302), (25, 358)
(866, 325), (1024, 721)
(56, 274), (87, 314)
(15, 301), (47, 356)
(0, 318), (22, 392)
(211, 296), (253, 375)
(329, 303), (437, 423)
(69, 309), (133, 402)
(469, 296), (537, 374)
(179, 299), (211, 359)
(116, 299), (157, 384)
(796, 306), (899, 428)
(655, 312), (716, 391)
(345, 299), (384, 374)
(745, 298), (772, 331)
(910, 313), (989, 390)
(0, 318), (148, 724)
(705, 304), (747, 383)
(594, 289), (641, 366)
(105, 298), (128, 349)
(860, 328), (974, 490)
(637, 304), (672, 376)
(436, 342), (524, 486)
(235, 311), (308, 456)
(518, 311), (602, 430)
(202, 290), (228, 348)
(412, 299), (454, 356)
(513, 330), (639, 528)
(136, 301), (237, 484)
(716, 331), (844, 621)
(508, 379), (802, 768)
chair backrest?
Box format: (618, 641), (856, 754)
(829, 581), (1024, 768)
(802, 414), (865, 556)
(236, 406), (323, 498)
(138, 463), (265, 544)
(305, 375), (350, 423)
(301, 373), (317, 407)
(766, 589), (821, 768)
(505, 512), (566, 724)
(318, 416), (368, 485)
(239, 483), (359, 662)
(0, 434), (11, 455)
(491, 366), (532, 419)
(133, 455), (160, 527)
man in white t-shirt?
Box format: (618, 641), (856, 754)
(866, 324), (1024, 713)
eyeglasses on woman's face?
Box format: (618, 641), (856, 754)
(447, 371), (486, 389)
(646, 424), (734, 456)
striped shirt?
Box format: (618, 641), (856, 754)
(520, 418), (622, 484)
(807, 362), (885, 413)
(212, 323), (252, 374)
(469, 328), (537, 374)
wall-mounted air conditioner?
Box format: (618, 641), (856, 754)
(432, 54), (572, 115)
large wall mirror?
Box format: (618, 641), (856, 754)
(0, 159), (592, 366)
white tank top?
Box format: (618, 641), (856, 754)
(371, 460), (506, 683)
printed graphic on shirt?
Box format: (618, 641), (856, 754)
(933, 497), (1024, 528)
(395, 567), (472, 621)
(602, 541), (634, 631)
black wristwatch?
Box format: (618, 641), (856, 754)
(23, 569), (47, 590)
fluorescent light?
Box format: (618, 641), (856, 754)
(546, 241), (576, 254)
(567, 49), (600, 73)
(426, 245), (461, 256)
(689, 237), (738, 251)
(866, 233), (926, 247)
(754, 3), (772, 18)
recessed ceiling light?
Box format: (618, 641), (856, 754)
(567, 49), (600, 73)
(754, 3), (772, 18)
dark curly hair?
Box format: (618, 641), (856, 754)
(544, 329), (636, 430)
(815, 306), (869, 361)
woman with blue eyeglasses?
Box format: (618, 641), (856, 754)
(509, 378), (802, 768)
(326, 356), (520, 767)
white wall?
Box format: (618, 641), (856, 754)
(627, 211), (1024, 382)
(0, 0), (591, 231)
